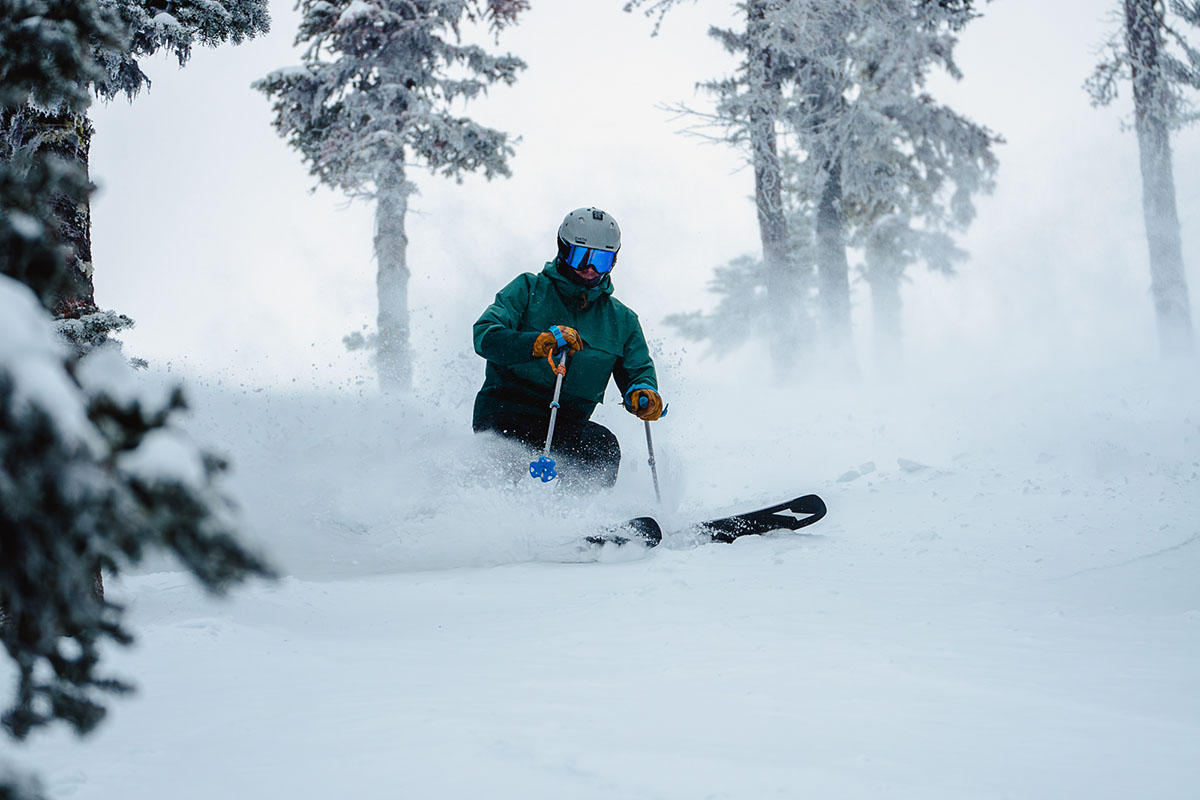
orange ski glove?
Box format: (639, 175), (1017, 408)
(531, 325), (583, 370)
(625, 386), (665, 421)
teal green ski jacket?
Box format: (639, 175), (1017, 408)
(473, 261), (658, 424)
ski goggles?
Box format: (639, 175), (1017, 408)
(563, 243), (617, 274)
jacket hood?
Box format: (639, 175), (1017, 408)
(542, 260), (613, 310)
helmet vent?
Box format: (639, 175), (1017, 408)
(592, 210), (604, 220)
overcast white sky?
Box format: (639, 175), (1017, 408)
(85, 0), (1199, 390)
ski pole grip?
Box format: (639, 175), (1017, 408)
(637, 392), (668, 418)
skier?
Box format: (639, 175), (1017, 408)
(472, 207), (664, 489)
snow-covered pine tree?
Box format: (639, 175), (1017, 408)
(0, 0), (269, 320)
(747, 1), (805, 367)
(1, 10), (272, 797)
(0, 276), (274, 744)
(255, 0), (527, 392)
(629, 0), (814, 371)
(818, 0), (997, 365)
(1087, 0), (1199, 356)
(773, 0), (997, 365)
(721, 1), (812, 369)
(637, 0), (996, 369)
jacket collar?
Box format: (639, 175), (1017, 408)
(542, 260), (613, 310)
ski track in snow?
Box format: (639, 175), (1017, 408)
(1051, 529), (1200, 579)
(9, 363), (1200, 799)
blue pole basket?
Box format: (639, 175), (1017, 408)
(529, 455), (557, 482)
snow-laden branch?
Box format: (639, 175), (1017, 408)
(256, 0), (524, 197)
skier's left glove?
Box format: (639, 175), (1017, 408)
(624, 385), (665, 421)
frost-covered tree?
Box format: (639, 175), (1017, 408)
(732, 0), (809, 367)
(255, 0), (527, 391)
(628, 0), (813, 370)
(768, 0), (997, 363)
(0, 0), (270, 316)
(1087, 0), (1199, 356)
(826, 1), (997, 364)
(636, 0), (996, 369)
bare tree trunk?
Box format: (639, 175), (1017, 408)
(1125, 0), (1195, 356)
(865, 260), (902, 369)
(815, 159), (853, 356)
(375, 164), (413, 391)
(748, 0), (803, 371)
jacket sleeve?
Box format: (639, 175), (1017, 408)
(473, 274), (543, 366)
(613, 313), (658, 401)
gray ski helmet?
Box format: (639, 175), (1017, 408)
(558, 207), (621, 253)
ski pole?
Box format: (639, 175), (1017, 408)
(529, 349), (568, 482)
(635, 392), (665, 504)
(644, 419), (662, 504)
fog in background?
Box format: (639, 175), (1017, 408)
(85, 0), (1197, 396)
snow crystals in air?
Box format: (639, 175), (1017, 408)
(14, 349), (1200, 799)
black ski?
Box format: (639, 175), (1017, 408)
(584, 516), (662, 549)
(700, 494), (827, 543)
(585, 494), (827, 550)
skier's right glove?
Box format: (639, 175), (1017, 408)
(532, 325), (583, 370)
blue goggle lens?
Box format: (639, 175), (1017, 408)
(565, 244), (616, 274)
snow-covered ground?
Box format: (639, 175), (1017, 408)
(10, 355), (1200, 799)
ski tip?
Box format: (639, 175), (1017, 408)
(791, 494), (827, 518)
(703, 493), (828, 543)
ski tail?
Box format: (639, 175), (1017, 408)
(584, 516), (663, 549)
(703, 494), (827, 543)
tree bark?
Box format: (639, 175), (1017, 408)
(815, 158), (853, 354)
(49, 112), (97, 316)
(1125, 0), (1195, 355)
(747, 0), (803, 369)
(1, 106), (96, 314)
(375, 164), (413, 391)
